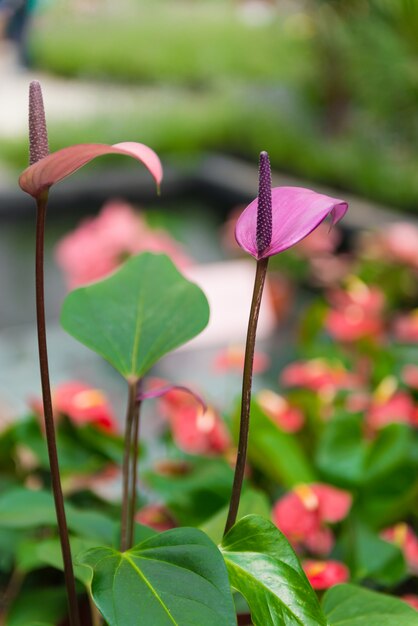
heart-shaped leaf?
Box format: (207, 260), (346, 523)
(322, 584), (418, 625)
(61, 253), (210, 380)
(80, 527), (236, 626)
(221, 515), (327, 626)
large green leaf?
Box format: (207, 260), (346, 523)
(221, 515), (327, 626)
(234, 401), (315, 487)
(323, 584), (418, 625)
(61, 253), (209, 380)
(80, 527), (236, 626)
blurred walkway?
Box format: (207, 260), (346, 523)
(0, 42), (167, 139)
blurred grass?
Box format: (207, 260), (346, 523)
(5, 0), (418, 211)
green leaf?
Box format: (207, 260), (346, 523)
(61, 253), (210, 380)
(235, 401), (315, 487)
(322, 584), (418, 625)
(341, 520), (406, 587)
(80, 527), (236, 626)
(0, 487), (116, 543)
(221, 515), (327, 626)
(17, 536), (96, 585)
(315, 413), (366, 487)
(144, 457), (234, 526)
(7, 587), (68, 626)
(200, 487), (270, 545)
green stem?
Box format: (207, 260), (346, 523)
(120, 380), (138, 551)
(128, 398), (142, 548)
(224, 257), (269, 536)
(35, 196), (80, 626)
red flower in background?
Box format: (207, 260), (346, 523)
(280, 359), (359, 395)
(272, 483), (352, 556)
(32, 381), (117, 432)
(135, 504), (177, 532)
(214, 346), (270, 374)
(256, 389), (304, 433)
(402, 596), (418, 611)
(303, 560), (349, 590)
(367, 377), (418, 431)
(157, 386), (231, 456)
(55, 200), (192, 289)
(381, 524), (418, 575)
(393, 310), (418, 344)
(402, 364), (418, 391)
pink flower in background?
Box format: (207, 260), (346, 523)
(55, 200), (193, 289)
(295, 221), (341, 257)
(381, 524), (418, 575)
(303, 560), (349, 590)
(213, 346), (270, 374)
(402, 596), (418, 611)
(325, 307), (383, 342)
(157, 386), (231, 456)
(272, 483), (352, 556)
(393, 310), (418, 344)
(327, 279), (385, 316)
(402, 364), (418, 390)
(280, 359), (359, 394)
(135, 504), (177, 532)
(32, 381), (118, 432)
(256, 389), (304, 433)
(376, 223), (418, 269)
(367, 390), (417, 431)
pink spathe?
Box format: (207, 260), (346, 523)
(19, 142), (162, 198)
(235, 186), (348, 260)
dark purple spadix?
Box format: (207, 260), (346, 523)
(255, 151), (273, 256)
(29, 81), (49, 165)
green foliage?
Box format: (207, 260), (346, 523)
(322, 584), (418, 625)
(80, 527), (236, 626)
(6, 587), (68, 626)
(200, 487), (270, 545)
(144, 457), (234, 526)
(235, 400), (315, 487)
(221, 515), (327, 626)
(61, 253), (210, 381)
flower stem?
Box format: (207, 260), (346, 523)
(224, 257), (269, 536)
(35, 196), (80, 626)
(128, 397), (142, 548)
(120, 380), (138, 551)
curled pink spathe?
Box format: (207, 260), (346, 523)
(19, 141), (163, 199)
(235, 186), (348, 260)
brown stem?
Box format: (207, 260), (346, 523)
(35, 196), (80, 626)
(120, 380), (138, 551)
(128, 398), (142, 548)
(0, 568), (25, 625)
(224, 257), (269, 535)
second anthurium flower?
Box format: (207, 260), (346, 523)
(235, 154), (348, 259)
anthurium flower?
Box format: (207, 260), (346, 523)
(381, 523), (418, 575)
(272, 483), (352, 556)
(32, 381), (118, 432)
(303, 560), (349, 590)
(235, 159), (348, 260)
(19, 141), (162, 199)
(135, 504), (177, 532)
(256, 389), (304, 433)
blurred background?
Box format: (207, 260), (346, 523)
(0, 0), (417, 417)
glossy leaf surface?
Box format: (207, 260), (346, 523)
(61, 253), (210, 380)
(81, 527), (236, 626)
(221, 515), (327, 626)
